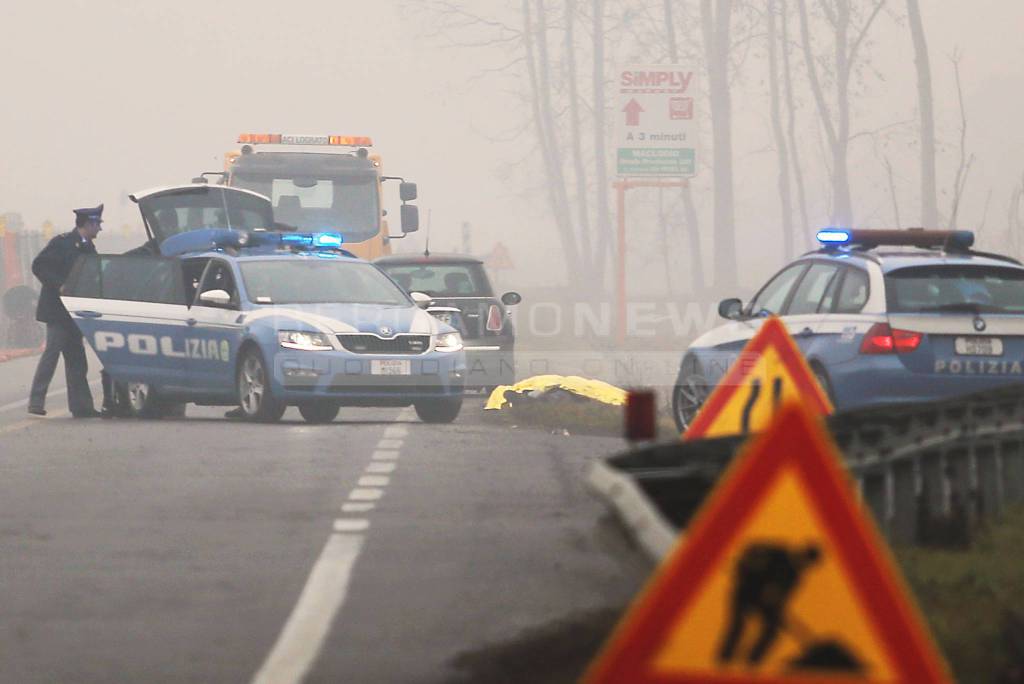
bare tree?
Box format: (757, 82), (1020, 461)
(591, 0), (612, 285)
(796, 0), (887, 226)
(664, 0), (706, 292)
(701, 0), (738, 288)
(948, 50), (973, 230)
(906, 0), (938, 227)
(564, 0), (593, 274)
(780, 0), (812, 249)
(767, 0), (795, 259)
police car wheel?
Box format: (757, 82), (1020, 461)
(298, 402), (340, 424)
(126, 382), (168, 419)
(811, 365), (835, 405)
(672, 360), (710, 433)
(237, 349), (285, 422)
(414, 398), (462, 424)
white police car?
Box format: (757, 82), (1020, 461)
(672, 229), (1024, 431)
(61, 185), (466, 424)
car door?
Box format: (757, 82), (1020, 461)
(700, 263), (808, 385)
(60, 254), (190, 391)
(780, 261), (842, 353)
(185, 258), (245, 396)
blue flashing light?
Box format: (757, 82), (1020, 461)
(313, 232), (344, 248)
(280, 233), (314, 246)
(816, 228), (852, 245)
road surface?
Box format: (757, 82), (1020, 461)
(0, 353), (649, 683)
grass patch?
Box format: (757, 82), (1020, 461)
(895, 505), (1024, 682)
(449, 509), (1024, 682)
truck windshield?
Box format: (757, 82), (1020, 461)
(885, 264), (1024, 314)
(233, 172), (380, 243)
(239, 260), (410, 306)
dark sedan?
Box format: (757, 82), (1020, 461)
(375, 253), (521, 390)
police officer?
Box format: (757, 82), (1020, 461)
(27, 205), (105, 418)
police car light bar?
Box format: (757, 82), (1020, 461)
(279, 232), (345, 248)
(237, 133), (373, 147)
(816, 228), (975, 251)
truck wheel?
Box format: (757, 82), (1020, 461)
(298, 402), (340, 424)
(414, 397), (462, 424)
(237, 348), (285, 423)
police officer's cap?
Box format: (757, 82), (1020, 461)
(73, 204), (104, 224)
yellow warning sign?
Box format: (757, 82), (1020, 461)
(585, 404), (951, 684)
(684, 317), (832, 440)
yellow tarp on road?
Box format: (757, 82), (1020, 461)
(484, 375), (628, 410)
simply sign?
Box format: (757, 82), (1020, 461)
(615, 65), (696, 177)
(684, 317), (833, 440)
(584, 404), (952, 684)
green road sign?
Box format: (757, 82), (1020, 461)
(616, 148), (695, 176)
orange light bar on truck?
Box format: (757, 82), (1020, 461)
(237, 133), (373, 147)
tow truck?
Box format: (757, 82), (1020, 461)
(201, 133), (419, 260)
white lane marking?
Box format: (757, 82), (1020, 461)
(365, 462), (396, 474)
(371, 450), (399, 461)
(347, 488), (383, 501)
(251, 533), (365, 684)
(333, 519), (370, 533)
(341, 502), (375, 513)
(357, 475), (390, 487)
(382, 425), (408, 439)
(376, 439), (404, 450)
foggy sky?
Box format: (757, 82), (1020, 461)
(2, 1), (1023, 293)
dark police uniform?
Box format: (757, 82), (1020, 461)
(27, 206), (102, 416)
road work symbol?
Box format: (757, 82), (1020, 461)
(718, 542), (865, 674)
(684, 317), (832, 440)
(623, 98), (644, 126)
(583, 404), (952, 684)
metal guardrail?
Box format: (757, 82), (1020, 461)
(589, 385), (1024, 559)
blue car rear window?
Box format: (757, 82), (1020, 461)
(885, 265), (1024, 314)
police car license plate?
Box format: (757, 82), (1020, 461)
(371, 360), (411, 375)
(955, 336), (1003, 356)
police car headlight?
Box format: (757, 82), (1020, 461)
(434, 331), (463, 352)
(278, 330), (334, 351)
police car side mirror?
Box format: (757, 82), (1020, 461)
(718, 297), (744, 320)
(199, 289), (232, 307)
(500, 291), (522, 306)
(410, 291), (432, 309)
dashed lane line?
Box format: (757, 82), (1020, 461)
(333, 519), (370, 533)
(255, 411), (410, 684)
(251, 533), (365, 684)
(347, 487), (384, 502)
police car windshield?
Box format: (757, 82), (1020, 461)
(239, 260), (410, 306)
(232, 172), (379, 243)
(885, 265), (1024, 314)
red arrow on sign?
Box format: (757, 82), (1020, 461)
(623, 98), (644, 126)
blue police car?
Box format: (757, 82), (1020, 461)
(60, 185), (466, 424)
(672, 229), (1024, 431)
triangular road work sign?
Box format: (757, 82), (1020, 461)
(486, 242), (515, 270)
(684, 317), (832, 440)
(585, 404), (951, 684)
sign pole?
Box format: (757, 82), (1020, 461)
(616, 180), (628, 345)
